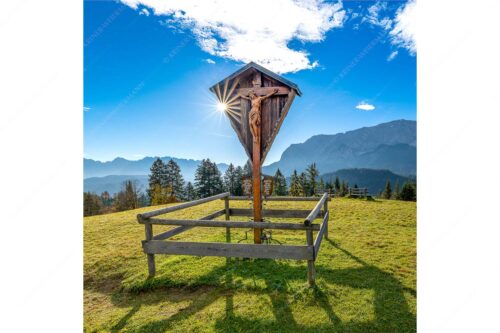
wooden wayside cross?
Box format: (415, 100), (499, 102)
(210, 62), (301, 243)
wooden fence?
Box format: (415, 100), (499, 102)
(348, 187), (369, 197)
(137, 192), (331, 286)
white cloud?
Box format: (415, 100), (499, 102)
(139, 8), (150, 16)
(390, 0), (416, 54)
(364, 1), (392, 30)
(355, 102), (375, 111)
(204, 58), (215, 64)
(120, 0), (346, 73)
(387, 50), (398, 61)
(83, 106), (91, 112)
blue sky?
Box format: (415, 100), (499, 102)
(84, 0), (416, 166)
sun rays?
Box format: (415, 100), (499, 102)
(213, 78), (242, 125)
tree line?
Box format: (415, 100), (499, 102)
(379, 179), (417, 201)
(84, 159), (416, 216)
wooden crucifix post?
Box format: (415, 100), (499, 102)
(209, 62), (301, 244)
(252, 125), (263, 243)
(240, 73), (280, 243)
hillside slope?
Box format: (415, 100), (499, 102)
(84, 198), (416, 332)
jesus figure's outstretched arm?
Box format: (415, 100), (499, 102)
(262, 88), (279, 101)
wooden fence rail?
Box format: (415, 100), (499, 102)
(138, 193), (331, 286)
(348, 188), (369, 197)
(227, 196), (331, 202)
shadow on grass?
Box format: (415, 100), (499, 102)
(90, 242), (415, 332)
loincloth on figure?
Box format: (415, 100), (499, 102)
(249, 107), (261, 142)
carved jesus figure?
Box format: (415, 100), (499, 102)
(240, 88), (279, 143)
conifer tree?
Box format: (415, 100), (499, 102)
(137, 193), (149, 207)
(148, 158), (167, 201)
(340, 180), (348, 197)
(223, 163), (242, 195)
(243, 161), (252, 176)
(83, 192), (102, 216)
(289, 170), (304, 196)
(306, 163), (319, 196)
(165, 159), (185, 201)
(334, 176), (341, 195)
(194, 158), (224, 198)
(184, 181), (196, 201)
(114, 180), (139, 211)
(400, 181), (416, 201)
(299, 171), (310, 196)
(318, 178), (325, 194)
(233, 166), (244, 196)
(383, 179), (392, 199)
(394, 180), (401, 200)
(273, 168), (288, 196)
(100, 191), (112, 207)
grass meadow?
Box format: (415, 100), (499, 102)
(84, 197), (416, 332)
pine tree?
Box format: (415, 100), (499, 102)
(340, 180), (348, 197)
(243, 161), (252, 176)
(289, 170), (304, 196)
(393, 180), (401, 200)
(273, 168), (288, 196)
(194, 158), (224, 198)
(334, 176), (341, 195)
(184, 181), (196, 201)
(137, 193), (149, 207)
(223, 163), (242, 195)
(114, 180), (139, 211)
(305, 163), (319, 196)
(298, 171), (310, 197)
(325, 180), (334, 195)
(100, 191), (110, 206)
(383, 179), (392, 199)
(148, 158), (167, 201)
(233, 166), (244, 196)
(83, 192), (102, 216)
(165, 159), (185, 201)
(318, 178), (325, 194)
(400, 181), (416, 201)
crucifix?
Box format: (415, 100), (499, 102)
(210, 63), (300, 244)
(237, 72), (288, 243)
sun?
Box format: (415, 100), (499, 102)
(216, 101), (227, 112)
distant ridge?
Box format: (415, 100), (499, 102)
(84, 119), (416, 195)
(84, 175), (148, 195)
(84, 156), (229, 181)
(321, 168), (415, 195)
(263, 119), (416, 176)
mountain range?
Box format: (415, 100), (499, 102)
(262, 119), (416, 176)
(84, 119), (416, 195)
(84, 156), (229, 181)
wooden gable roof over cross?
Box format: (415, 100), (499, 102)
(209, 62), (301, 164)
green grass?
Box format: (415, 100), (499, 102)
(84, 198), (416, 332)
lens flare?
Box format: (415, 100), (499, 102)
(216, 102), (227, 112)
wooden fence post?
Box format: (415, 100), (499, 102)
(145, 223), (156, 277)
(323, 196), (329, 239)
(306, 228), (315, 286)
(225, 195), (231, 242)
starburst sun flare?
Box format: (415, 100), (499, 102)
(212, 79), (242, 125)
